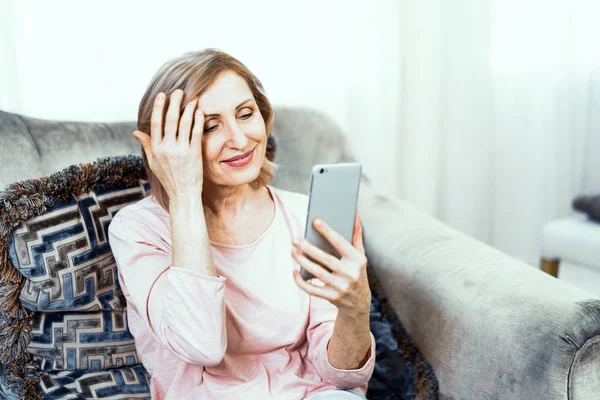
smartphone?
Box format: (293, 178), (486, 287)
(300, 162), (362, 281)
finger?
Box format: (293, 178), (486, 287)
(313, 218), (358, 259)
(164, 89), (184, 142)
(353, 211), (365, 254)
(190, 107), (205, 149)
(292, 250), (337, 287)
(352, 211), (360, 246)
(150, 92), (165, 149)
(293, 238), (341, 273)
(292, 270), (336, 302)
(177, 97), (198, 146)
(356, 229), (365, 254)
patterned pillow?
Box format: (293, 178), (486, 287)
(36, 365), (150, 400)
(0, 155), (152, 399)
(7, 182), (150, 371)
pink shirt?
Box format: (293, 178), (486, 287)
(108, 185), (376, 400)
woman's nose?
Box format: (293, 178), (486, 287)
(225, 121), (249, 149)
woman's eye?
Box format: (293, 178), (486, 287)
(204, 125), (218, 133)
(239, 111), (254, 120)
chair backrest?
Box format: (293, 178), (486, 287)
(0, 107), (357, 193)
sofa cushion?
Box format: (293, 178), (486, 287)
(0, 110), (45, 190)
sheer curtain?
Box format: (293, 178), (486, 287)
(1, 0), (598, 268)
(346, 0), (600, 266)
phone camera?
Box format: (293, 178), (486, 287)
(319, 168), (325, 174)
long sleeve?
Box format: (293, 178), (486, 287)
(108, 207), (227, 366)
(305, 289), (376, 390)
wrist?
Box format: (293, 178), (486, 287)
(169, 189), (203, 212)
(337, 306), (370, 324)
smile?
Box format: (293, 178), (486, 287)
(222, 149), (254, 167)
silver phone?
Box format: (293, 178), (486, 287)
(301, 162), (362, 280)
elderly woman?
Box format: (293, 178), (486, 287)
(108, 49), (376, 400)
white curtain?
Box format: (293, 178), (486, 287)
(1, 0), (599, 269)
(345, 0), (600, 266)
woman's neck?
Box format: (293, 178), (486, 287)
(201, 182), (265, 219)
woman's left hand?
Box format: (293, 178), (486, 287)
(291, 211), (371, 316)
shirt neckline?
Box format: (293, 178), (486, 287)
(148, 185), (279, 249)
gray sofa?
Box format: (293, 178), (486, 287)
(2, 107), (600, 399)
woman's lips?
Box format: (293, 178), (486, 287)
(223, 149), (254, 167)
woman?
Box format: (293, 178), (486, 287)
(108, 49), (376, 400)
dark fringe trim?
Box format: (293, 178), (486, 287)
(368, 266), (440, 400)
(0, 154), (147, 400)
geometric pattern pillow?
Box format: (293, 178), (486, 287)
(36, 365), (150, 400)
(7, 183), (149, 371)
(0, 155), (152, 400)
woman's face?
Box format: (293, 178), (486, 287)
(198, 71), (267, 188)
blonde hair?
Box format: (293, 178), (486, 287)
(137, 49), (277, 211)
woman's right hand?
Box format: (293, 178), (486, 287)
(133, 89), (205, 200)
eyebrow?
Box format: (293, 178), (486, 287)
(204, 99), (254, 119)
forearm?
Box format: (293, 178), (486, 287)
(327, 309), (372, 370)
(149, 268), (227, 366)
(169, 190), (217, 276)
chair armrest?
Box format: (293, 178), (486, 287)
(359, 182), (600, 399)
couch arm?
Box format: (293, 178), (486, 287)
(358, 182), (600, 400)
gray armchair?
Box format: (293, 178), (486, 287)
(2, 107), (600, 399)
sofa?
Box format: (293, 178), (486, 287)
(1, 107), (600, 399)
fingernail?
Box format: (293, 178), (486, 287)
(314, 218), (323, 227)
